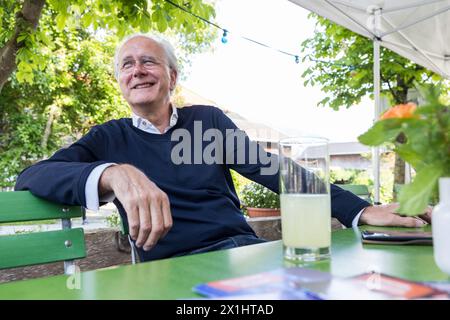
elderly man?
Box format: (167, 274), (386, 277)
(15, 34), (430, 262)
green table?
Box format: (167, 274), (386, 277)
(0, 226), (448, 299)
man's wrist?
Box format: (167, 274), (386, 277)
(359, 205), (374, 225)
(99, 164), (119, 196)
(85, 163), (116, 211)
(352, 206), (368, 228)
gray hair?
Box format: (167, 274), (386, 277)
(113, 33), (179, 84)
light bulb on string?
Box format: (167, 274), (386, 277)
(221, 30), (228, 44)
(165, 1), (302, 66)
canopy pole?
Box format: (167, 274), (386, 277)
(373, 38), (381, 204)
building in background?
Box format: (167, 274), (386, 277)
(176, 86), (288, 153)
(329, 142), (371, 170)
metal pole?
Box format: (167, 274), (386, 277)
(373, 39), (381, 204)
(405, 162), (412, 184)
(62, 216), (75, 275)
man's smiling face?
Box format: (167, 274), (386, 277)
(117, 36), (177, 110)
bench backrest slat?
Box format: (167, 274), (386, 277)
(336, 184), (371, 202)
(0, 191), (86, 271)
(0, 191), (82, 223)
(0, 228), (86, 269)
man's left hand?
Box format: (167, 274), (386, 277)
(359, 203), (432, 227)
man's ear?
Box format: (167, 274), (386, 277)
(169, 69), (178, 91)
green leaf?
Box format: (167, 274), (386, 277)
(36, 31), (52, 47)
(18, 61), (32, 73)
(56, 14), (67, 31)
(139, 14), (151, 33)
(320, 97), (331, 106)
(397, 163), (443, 215)
(301, 68), (312, 77)
(416, 104), (445, 115)
(358, 119), (404, 146)
(81, 13), (93, 28)
(17, 32), (28, 43)
(15, 70), (26, 83)
(394, 144), (422, 168)
(157, 16), (168, 33)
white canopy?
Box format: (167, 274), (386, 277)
(289, 0), (450, 202)
(289, 0), (450, 78)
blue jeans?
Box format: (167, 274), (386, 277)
(172, 234), (267, 257)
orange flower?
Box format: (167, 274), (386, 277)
(381, 102), (417, 120)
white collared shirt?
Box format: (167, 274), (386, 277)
(131, 105), (178, 134)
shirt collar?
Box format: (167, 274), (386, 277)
(131, 105), (178, 134)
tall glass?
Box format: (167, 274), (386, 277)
(279, 137), (331, 262)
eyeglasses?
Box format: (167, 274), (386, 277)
(119, 56), (168, 74)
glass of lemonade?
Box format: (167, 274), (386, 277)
(279, 137), (331, 262)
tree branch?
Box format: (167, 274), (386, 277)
(0, 0), (46, 93)
(380, 73), (401, 103)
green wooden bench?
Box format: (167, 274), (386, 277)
(335, 184), (372, 203)
(0, 191), (86, 274)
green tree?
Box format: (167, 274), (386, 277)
(0, 0), (216, 92)
(0, 1), (216, 188)
(300, 14), (443, 190)
(0, 25), (128, 188)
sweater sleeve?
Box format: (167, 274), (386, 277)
(14, 126), (109, 207)
(212, 107), (370, 227)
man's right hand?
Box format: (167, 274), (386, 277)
(99, 164), (172, 251)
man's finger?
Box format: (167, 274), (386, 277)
(124, 202), (140, 240)
(136, 198), (152, 248)
(419, 213), (432, 224)
(390, 214), (427, 228)
(161, 195), (173, 239)
(143, 198), (164, 251)
(418, 207), (433, 224)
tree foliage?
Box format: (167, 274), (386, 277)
(359, 84), (449, 214)
(300, 14), (441, 111)
(0, 0), (216, 188)
(0, 0), (216, 90)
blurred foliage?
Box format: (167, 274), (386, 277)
(330, 167), (394, 204)
(230, 169), (252, 195)
(0, 0), (216, 86)
(359, 84), (449, 215)
(240, 181), (280, 210)
(106, 210), (121, 229)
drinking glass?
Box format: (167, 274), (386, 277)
(279, 137), (331, 262)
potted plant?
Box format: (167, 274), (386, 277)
(240, 182), (280, 218)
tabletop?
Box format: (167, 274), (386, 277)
(0, 225), (448, 299)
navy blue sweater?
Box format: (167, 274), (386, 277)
(15, 105), (369, 260)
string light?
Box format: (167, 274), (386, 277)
(221, 30), (228, 44)
(164, 0), (300, 63)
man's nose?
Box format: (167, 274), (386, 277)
(132, 63), (148, 77)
